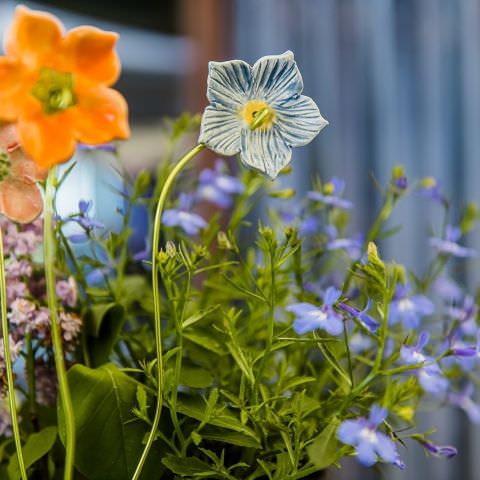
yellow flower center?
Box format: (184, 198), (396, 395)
(0, 153), (11, 181)
(420, 176), (437, 188)
(31, 67), (76, 115)
(240, 100), (276, 130)
(323, 182), (335, 195)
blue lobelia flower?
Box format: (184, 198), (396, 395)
(448, 295), (478, 336)
(389, 284), (434, 329)
(58, 199), (105, 243)
(162, 193), (208, 235)
(307, 178), (353, 209)
(429, 225), (476, 258)
(420, 440), (457, 458)
(449, 384), (480, 424)
(199, 51), (328, 179)
(400, 331), (449, 396)
(197, 159), (244, 208)
(417, 177), (446, 204)
(337, 404), (402, 468)
(338, 299), (379, 333)
(286, 286), (343, 336)
(324, 225), (363, 260)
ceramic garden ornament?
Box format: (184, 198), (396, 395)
(199, 51), (328, 179)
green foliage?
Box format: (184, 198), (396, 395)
(59, 364), (163, 480)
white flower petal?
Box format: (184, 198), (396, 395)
(199, 106), (242, 156)
(275, 95), (328, 147)
(240, 127), (291, 179)
(206, 59), (252, 109)
(251, 51), (303, 104)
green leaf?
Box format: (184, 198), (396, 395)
(59, 363), (163, 480)
(161, 455), (216, 477)
(176, 395), (260, 442)
(180, 367), (213, 388)
(7, 426), (57, 480)
(182, 305), (220, 329)
(184, 330), (227, 356)
(200, 427), (261, 448)
(85, 303), (124, 366)
(226, 342), (255, 385)
(307, 419), (341, 469)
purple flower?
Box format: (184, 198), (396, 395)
(417, 177), (446, 204)
(420, 440), (457, 459)
(197, 160), (244, 208)
(429, 225), (476, 258)
(339, 299), (379, 333)
(61, 200), (105, 243)
(280, 209), (319, 236)
(337, 405), (401, 467)
(400, 332), (449, 396)
(394, 176), (407, 191)
(433, 276), (463, 303)
(77, 143), (117, 153)
(308, 178), (353, 209)
(448, 296), (477, 336)
(325, 225), (363, 260)
(162, 193), (208, 235)
(449, 384), (480, 424)
(389, 284), (434, 329)
(286, 287), (343, 336)
(5, 258), (32, 278)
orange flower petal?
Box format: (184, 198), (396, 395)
(62, 27), (120, 86)
(74, 85), (130, 144)
(0, 180), (43, 223)
(0, 58), (27, 121)
(5, 5), (64, 68)
(17, 111), (76, 169)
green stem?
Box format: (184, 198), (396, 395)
(44, 167), (75, 480)
(25, 334), (38, 428)
(132, 143), (205, 480)
(0, 226), (27, 480)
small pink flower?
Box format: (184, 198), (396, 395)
(0, 124), (47, 224)
(8, 298), (36, 333)
(56, 277), (77, 307)
(5, 257), (32, 278)
(6, 280), (28, 304)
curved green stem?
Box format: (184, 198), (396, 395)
(0, 226), (27, 480)
(132, 143), (205, 480)
(44, 167), (75, 480)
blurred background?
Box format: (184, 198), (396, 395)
(2, 0), (480, 478)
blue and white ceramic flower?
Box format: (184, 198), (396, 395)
(199, 51), (328, 179)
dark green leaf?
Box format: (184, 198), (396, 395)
(59, 363), (163, 480)
(7, 426), (57, 480)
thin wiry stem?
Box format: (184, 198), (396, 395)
(44, 167), (76, 480)
(0, 225), (27, 480)
(132, 143), (205, 480)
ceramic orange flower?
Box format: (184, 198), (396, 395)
(0, 123), (46, 223)
(0, 5), (130, 169)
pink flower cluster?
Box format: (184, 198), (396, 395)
(0, 217), (83, 414)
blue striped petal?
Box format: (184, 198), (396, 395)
(199, 106), (242, 156)
(275, 95), (328, 147)
(240, 127), (291, 179)
(206, 60), (252, 109)
(251, 51), (303, 104)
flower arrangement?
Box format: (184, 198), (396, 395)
(0, 5), (478, 480)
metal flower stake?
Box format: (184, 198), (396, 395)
(133, 50), (328, 479)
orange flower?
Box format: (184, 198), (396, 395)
(0, 5), (130, 169)
(0, 124), (46, 223)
